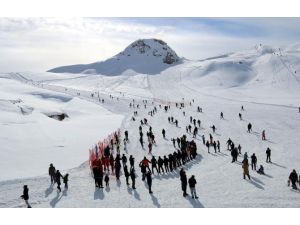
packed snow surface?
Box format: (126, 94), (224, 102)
(1, 42), (300, 207)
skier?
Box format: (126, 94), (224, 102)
(262, 130), (266, 140)
(289, 170), (299, 190)
(220, 112), (224, 119)
(162, 129), (166, 139)
(175, 120), (178, 127)
(146, 171), (153, 194)
(188, 175), (198, 199)
(130, 168), (136, 189)
(180, 169), (188, 197)
(241, 105), (244, 111)
(206, 140), (210, 153)
(48, 163), (56, 184)
(20, 185), (31, 208)
(266, 147), (272, 163)
(172, 138), (176, 148)
(197, 119), (201, 127)
(251, 153), (257, 170)
(55, 170), (63, 192)
(242, 159), (251, 180)
(63, 174), (69, 189)
(104, 174), (109, 187)
(247, 123), (252, 133)
(124, 165), (130, 185)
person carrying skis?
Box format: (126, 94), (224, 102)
(21, 185), (31, 208)
(289, 170), (299, 190)
(188, 175), (198, 199)
(251, 153), (257, 170)
(266, 147), (272, 163)
(48, 163), (56, 184)
(180, 169), (188, 197)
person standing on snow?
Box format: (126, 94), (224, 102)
(146, 171), (153, 194)
(251, 153), (257, 170)
(130, 168), (136, 189)
(242, 159), (251, 180)
(289, 169), (298, 190)
(104, 174), (109, 187)
(220, 112), (224, 119)
(151, 156), (159, 174)
(247, 123), (252, 133)
(157, 156), (164, 174)
(180, 169), (188, 197)
(217, 140), (220, 152)
(129, 155), (135, 170)
(188, 175), (198, 199)
(266, 147), (272, 163)
(262, 130), (266, 140)
(206, 140), (210, 153)
(124, 165), (130, 185)
(124, 130), (129, 142)
(162, 129), (166, 139)
(55, 170), (63, 192)
(63, 174), (69, 189)
(20, 185), (31, 208)
(48, 163), (56, 184)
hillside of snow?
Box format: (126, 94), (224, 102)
(48, 39), (182, 75)
(1, 41), (300, 208)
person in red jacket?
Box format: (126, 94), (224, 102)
(141, 157), (151, 172)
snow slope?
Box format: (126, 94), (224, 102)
(1, 42), (300, 208)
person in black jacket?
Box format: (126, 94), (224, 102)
(180, 169), (188, 197)
(251, 153), (257, 170)
(163, 156), (169, 173)
(55, 170), (63, 192)
(151, 156), (159, 174)
(21, 185), (31, 208)
(188, 175), (198, 199)
(63, 174), (69, 189)
(49, 163), (56, 184)
(157, 156), (164, 174)
(124, 165), (130, 185)
(130, 168), (136, 189)
(266, 147), (272, 163)
(104, 174), (109, 187)
(146, 171), (153, 194)
(289, 169), (298, 190)
(162, 129), (166, 139)
(129, 155), (135, 170)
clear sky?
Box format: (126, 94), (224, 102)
(0, 17), (300, 72)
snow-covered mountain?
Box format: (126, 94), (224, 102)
(48, 39), (181, 75)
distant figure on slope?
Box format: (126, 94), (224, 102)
(162, 129), (166, 139)
(180, 168), (188, 197)
(20, 185), (31, 208)
(104, 174), (109, 187)
(251, 153), (257, 170)
(266, 147), (272, 163)
(247, 123), (252, 133)
(241, 105), (244, 111)
(124, 130), (129, 142)
(239, 113), (242, 120)
(211, 125), (216, 133)
(220, 112), (224, 119)
(242, 159), (251, 180)
(188, 175), (198, 199)
(206, 141), (210, 153)
(289, 169), (299, 190)
(262, 130), (266, 140)
(130, 168), (136, 189)
(48, 163), (56, 184)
